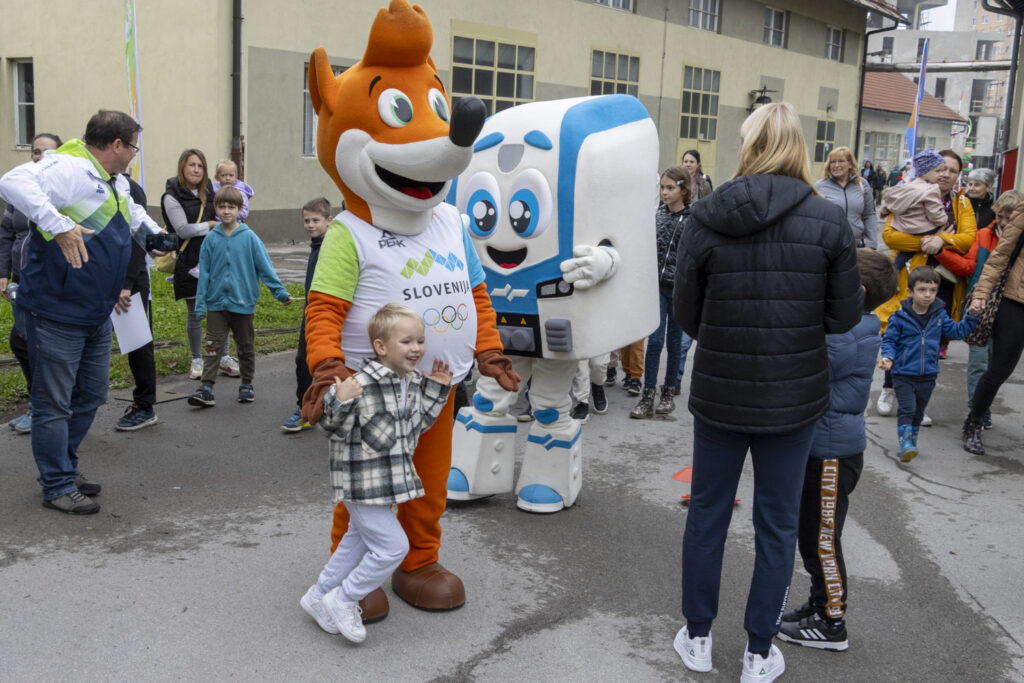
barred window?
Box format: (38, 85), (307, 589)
(451, 35), (535, 115)
(764, 8), (786, 47)
(814, 119), (836, 163)
(689, 0), (719, 32)
(679, 66), (720, 141)
(826, 27), (843, 61)
(590, 50), (639, 97)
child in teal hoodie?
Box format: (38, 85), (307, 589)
(189, 186), (292, 407)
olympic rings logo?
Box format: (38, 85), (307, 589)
(422, 304), (469, 333)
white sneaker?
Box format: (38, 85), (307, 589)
(673, 626), (712, 672)
(876, 387), (895, 416)
(920, 413), (932, 427)
(220, 355), (240, 377)
(323, 588), (366, 643)
(740, 644), (785, 683)
(189, 358), (203, 380)
(300, 586), (339, 634)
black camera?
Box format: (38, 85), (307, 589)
(145, 232), (179, 252)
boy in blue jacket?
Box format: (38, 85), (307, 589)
(189, 186), (293, 407)
(777, 249), (896, 652)
(879, 265), (980, 462)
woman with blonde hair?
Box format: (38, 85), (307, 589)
(815, 146), (878, 248)
(670, 102), (863, 682)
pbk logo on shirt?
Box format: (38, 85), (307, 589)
(95, 183), (105, 194)
(378, 230), (406, 249)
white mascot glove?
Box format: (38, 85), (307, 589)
(559, 244), (620, 290)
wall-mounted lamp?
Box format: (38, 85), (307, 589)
(747, 85), (777, 113)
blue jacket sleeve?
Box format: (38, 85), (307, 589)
(251, 234), (290, 301)
(880, 317), (899, 360)
(942, 312), (978, 340)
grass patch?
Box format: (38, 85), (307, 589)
(0, 271), (304, 411)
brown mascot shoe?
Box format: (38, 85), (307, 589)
(391, 562), (466, 611)
(358, 586), (390, 623)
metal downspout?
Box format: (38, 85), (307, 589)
(856, 17), (900, 158)
(231, 0), (243, 175)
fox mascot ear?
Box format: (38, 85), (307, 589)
(308, 47), (335, 116)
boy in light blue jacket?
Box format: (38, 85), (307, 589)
(189, 186), (292, 407)
(879, 265), (979, 462)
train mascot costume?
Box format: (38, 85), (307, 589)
(302, 0), (520, 620)
(446, 95), (660, 513)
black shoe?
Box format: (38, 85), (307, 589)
(74, 474), (102, 496)
(630, 388), (656, 419)
(982, 411), (993, 430)
(42, 490), (100, 515)
(776, 613), (848, 651)
(624, 377), (642, 396)
(115, 405), (158, 431)
(782, 601), (814, 623)
(188, 385), (216, 407)
(590, 383), (608, 414)
(571, 402), (590, 424)
(672, 382), (682, 396)
(604, 367), (617, 387)
(238, 383), (255, 403)
(655, 386), (676, 415)
(962, 417), (984, 455)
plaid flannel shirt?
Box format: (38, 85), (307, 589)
(321, 358), (450, 505)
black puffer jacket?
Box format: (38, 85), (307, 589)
(160, 177), (215, 300)
(673, 174), (863, 433)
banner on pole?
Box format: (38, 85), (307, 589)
(905, 37), (929, 164)
(124, 0), (144, 190)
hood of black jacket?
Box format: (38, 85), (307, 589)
(689, 174), (814, 238)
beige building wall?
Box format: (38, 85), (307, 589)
(3, 0), (869, 242)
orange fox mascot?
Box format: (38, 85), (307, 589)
(302, 0), (519, 621)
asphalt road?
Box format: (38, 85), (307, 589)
(1, 340), (1022, 682)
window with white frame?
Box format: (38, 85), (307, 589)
(591, 50), (639, 97)
(982, 14), (988, 23)
(451, 35), (535, 116)
(13, 60), (35, 147)
(826, 27), (843, 61)
(764, 8), (786, 47)
(813, 119), (836, 163)
(689, 0), (719, 32)
(862, 131), (901, 170)
(303, 63), (346, 157)
(679, 65), (720, 141)
(594, 0), (634, 10)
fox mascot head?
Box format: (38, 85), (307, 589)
(308, 0), (485, 236)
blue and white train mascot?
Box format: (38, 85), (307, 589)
(446, 94), (660, 513)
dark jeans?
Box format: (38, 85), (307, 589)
(294, 319), (312, 408)
(971, 298), (1024, 420)
(10, 297), (32, 394)
(796, 454), (863, 623)
(127, 297), (156, 411)
(644, 286), (692, 390)
(682, 418), (815, 653)
(892, 373), (937, 427)
(25, 313), (111, 500)
(201, 311), (255, 385)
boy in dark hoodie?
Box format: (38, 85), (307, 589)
(879, 266), (980, 462)
(282, 197), (333, 431)
(777, 249), (897, 652)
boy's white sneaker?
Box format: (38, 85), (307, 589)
(300, 586), (339, 634)
(876, 387), (895, 416)
(323, 587), (366, 643)
(740, 644), (785, 683)
(673, 626), (712, 672)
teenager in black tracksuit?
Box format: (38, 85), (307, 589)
(670, 104), (862, 679)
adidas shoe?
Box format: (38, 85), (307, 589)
(673, 626), (712, 673)
(781, 601), (814, 623)
(777, 613), (849, 651)
(740, 644), (785, 683)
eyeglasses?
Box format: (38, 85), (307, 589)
(121, 139), (140, 153)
